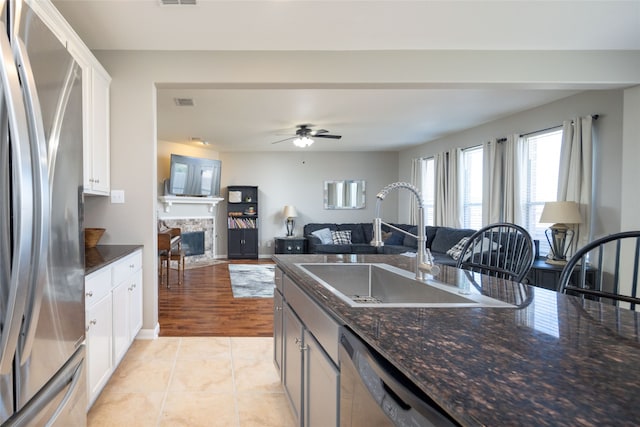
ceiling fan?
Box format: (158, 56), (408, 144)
(271, 124), (342, 147)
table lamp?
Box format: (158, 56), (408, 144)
(539, 201), (582, 265)
(283, 205), (298, 237)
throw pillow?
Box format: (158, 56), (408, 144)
(384, 232), (405, 246)
(447, 237), (501, 261)
(403, 226), (418, 248)
(311, 227), (333, 244)
(331, 230), (352, 245)
(446, 237), (470, 261)
(472, 237), (500, 256)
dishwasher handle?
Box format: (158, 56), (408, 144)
(340, 329), (459, 427)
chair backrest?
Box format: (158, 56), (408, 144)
(456, 223), (535, 283)
(558, 231), (640, 310)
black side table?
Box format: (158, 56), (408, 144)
(526, 258), (597, 291)
(275, 237), (307, 254)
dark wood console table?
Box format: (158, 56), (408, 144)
(274, 237), (306, 254)
(526, 257), (597, 291)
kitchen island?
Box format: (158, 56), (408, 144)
(273, 254), (640, 426)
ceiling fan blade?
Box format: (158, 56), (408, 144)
(311, 129), (328, 135)
(315, 134), (342, 139)
(271, 136), (296, 144)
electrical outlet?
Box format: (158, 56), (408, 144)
(111, 190), (125, 204)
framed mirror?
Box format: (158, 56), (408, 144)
(324, 180), (366, 209)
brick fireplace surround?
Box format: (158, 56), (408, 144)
(157, 196), (224, 265)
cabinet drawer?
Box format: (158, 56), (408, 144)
(112, 250), (142, 285)
(85, 266), (112, 309)
(284, 275), (341, 364)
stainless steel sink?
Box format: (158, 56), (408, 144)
(296, 263), (515, 308)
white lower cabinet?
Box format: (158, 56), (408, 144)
(85, 248), (143, 408)
(85, 267), (113, 407)
(112, 263), (143, 365)
(275, 267), (340, 427)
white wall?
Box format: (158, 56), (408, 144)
(218, 151), (398, 256)
(621, 85), (640, 231)
(398, 90), (625, 239)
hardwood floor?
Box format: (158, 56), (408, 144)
(158, 259), (274, 337)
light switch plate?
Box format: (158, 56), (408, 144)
(111, 190), (125, 204)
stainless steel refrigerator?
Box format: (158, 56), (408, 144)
(0, 0), (86, 425)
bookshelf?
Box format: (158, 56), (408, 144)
(226, 186), (258, 259)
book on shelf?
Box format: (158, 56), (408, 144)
(227, 217), (256, 229)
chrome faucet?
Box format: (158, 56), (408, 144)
(372, 182), (440, 280)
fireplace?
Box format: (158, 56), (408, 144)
(182, 231), (205, 257)
(157, 195), (224, 264)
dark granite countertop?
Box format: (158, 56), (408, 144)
(85, 244), (143, 275)
(273, 254), (640, 426)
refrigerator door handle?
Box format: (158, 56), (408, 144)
(0, 19), (35, 375)
(2, 346), (85, 427)
(11, 33), (52, 364)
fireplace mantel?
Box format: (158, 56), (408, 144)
(159, 195), (224, 213)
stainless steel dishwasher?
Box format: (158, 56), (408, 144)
(339, 328), (459, 427)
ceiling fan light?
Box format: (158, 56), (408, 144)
(293, 136), (313, 147)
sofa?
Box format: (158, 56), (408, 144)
(303, 222), (476, 266)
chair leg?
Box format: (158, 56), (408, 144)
(178, 253), (184, 285)
(165, 255), (171, 289)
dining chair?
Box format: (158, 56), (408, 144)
(158, 227), (184, 288)
(456, 222), (535, 283)
(557, 230), (640, 310)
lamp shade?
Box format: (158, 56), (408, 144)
(539, 201), (582, 224)
(283, 205), (298, 218)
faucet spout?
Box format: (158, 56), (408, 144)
(372, 182), (440, 280)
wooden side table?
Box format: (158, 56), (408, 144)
(275, 237), (306, 254)
(526, 258), (597, 291)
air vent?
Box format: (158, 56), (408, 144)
(160, 0), (196, 5)
(174, 98), (195, 107)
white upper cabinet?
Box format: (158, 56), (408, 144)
(26, 0), (111, 196)
(71, 45), (111, 195)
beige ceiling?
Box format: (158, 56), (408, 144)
(52, 0), (640, 152)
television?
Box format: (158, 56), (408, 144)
(167, 154), (221, 197)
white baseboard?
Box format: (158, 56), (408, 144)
(136, 322), (160, 340)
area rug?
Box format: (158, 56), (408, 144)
(169, 259), (227, 270)
(228, 264), (275, 298)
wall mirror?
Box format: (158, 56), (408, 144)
(324, 180), (366, 210)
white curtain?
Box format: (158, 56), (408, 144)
(557, 116), (593, 253)
(482, 138), (502, 225)
(482, 134), (524, 225)
(434, 149), (462, 227)
(503, 133), (525, 224)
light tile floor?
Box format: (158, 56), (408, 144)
(87, 337), (296, 427)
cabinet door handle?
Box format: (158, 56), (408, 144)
(275, 306), (282, 311)
(86, 319), (97, 332)
(85, 291), (93, 297)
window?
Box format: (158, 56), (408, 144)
(461, 146), (483, 229)
(416, 157), (435, 226)
(521, 129), (563, 255)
